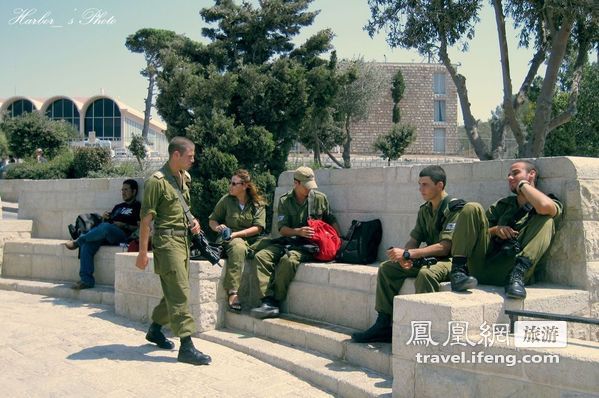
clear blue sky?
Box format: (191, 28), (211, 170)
(0, 0), (538, 124)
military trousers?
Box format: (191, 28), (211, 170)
(251, 243), (313, 303)
(151, 235), (196, 337)
(222, 237), (250, 292)
(451, 202), (557, 286)
(375, 259), (451, 318)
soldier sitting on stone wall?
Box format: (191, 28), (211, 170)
(450, 160), (563, 299)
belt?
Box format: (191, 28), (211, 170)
(154, 228), (188, 237)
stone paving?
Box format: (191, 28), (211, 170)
(0, 290), (333, 398)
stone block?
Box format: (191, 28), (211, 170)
(4, 240), (32, 254)
(393, 291), (488, 332)
(60, 255), (80, 282)
(262, 318), (308, 349)
(2, 253), (32, 278)
(326, 287), (371, 330)
(115, 268), (161, 297)
(349, 185), (386, 212)
(329, 264), (377, 293)
(304, 325), (346, 360)
(383, 166), (411, 185)
(225, 311), (255, 333)
(346, 342), (391, 376)
(294, 263), (331, 285)
(191, 301), (220, 332)
(391, 357), (415, 398)
(114, 292), (149, 323)
(31, 255), (63, 281)
(32, 241), (62, 256)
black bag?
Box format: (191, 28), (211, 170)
(270, 236), (320, 256)
(336, 219), (383, 264)
(68, 213), (103, 240)
(190, 231), (223, 265)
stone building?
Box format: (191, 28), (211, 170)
(350, 62), (458, 155)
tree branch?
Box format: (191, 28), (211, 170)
(319, 139), (345, 168)
(493, 0), (524, 148)
(439, 39), (491, 160)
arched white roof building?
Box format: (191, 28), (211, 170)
(0, 94), (168, 154)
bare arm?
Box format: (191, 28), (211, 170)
(519, 182), (557, 217)
(135, 213), (153, 270)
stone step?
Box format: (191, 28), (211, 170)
(0, 276), (114, 305)
(199, 328), (393, 398)
(283, 262), (450, 331)
(224, 311), (392, 376)
(394, 332), (599, 397)
(392, 284), (593, 344)
(2, 238), (121, 285)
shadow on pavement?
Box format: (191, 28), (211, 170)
(67, 343), (177, 363)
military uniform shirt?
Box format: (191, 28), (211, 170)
(410, 196), (461, 246)
(277, 190), (336, 231)
(486, 195), (563, 230)
(209, 194), (266, 232)
(141, 163), (191, 230)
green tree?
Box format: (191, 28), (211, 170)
(543, 63), (599, 156)
(373, 124), (415, 166)
(391, 69), (405, 123)
(128, 134), (147, 169)
(334, 58), (387, 168)
(366, 0), (598, 159)
(139, 0), (332, 230)
(126, 29), (187, 140)
(0, 112), (77, 159)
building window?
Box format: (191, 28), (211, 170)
(434, 100), (446, 122)
(6, 99), (34, 117)
(434, 128), (446, 153)
(84, 98), (121, 140)
(433, 73), (446, 94)
(45, 99), (80, 130)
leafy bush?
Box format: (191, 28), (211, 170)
(87, 160), (142, 178)
(0, 112), (77, 159)
(5, 150), (74, 179)
(374, 124), (415, 166)
(73, 147), (112, 178)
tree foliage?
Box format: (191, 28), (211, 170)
(366, 0), (598, 159)
(391, 69), (405, 123)
(126, 29), (186, 140)
(128, 133), (147, 169)
(0, 112), (77, 159)
(72, 147), (112, 178)
(334, 58), (387, 168)
(373, 124), (415, 166)
(133, 0), (333, 229)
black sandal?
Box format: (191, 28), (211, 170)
(228, 291), (241, 312)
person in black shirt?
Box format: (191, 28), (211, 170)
(64, 179), (141, 289)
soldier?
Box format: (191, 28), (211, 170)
(352, 165), (464, 343)
(250, 166), (340, 319)
(450, 160), (562, 299)
(135, 137), (211, 366)
(209, 169), (267, 312)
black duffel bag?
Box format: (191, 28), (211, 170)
(336, 219), (382, 264)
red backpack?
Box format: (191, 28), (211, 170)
(307, 218), (341, 262)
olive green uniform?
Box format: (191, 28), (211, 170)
(252, 190), (337, 302)
(451, 196), (563, 285)
(375, 196), (462, 317)
(209, 194), (266, 292)
(141, 163), (195, 338)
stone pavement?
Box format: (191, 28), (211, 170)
(0, 290), (333, 398)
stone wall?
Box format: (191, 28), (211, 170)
(350, 63), (458, 155)
(0, 220), (32, 273)
(275, 157), (599, 322)
(0, 178), (144, 239)
(114, 252), (225, 333)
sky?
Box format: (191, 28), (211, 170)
(0, 0), (539, 124)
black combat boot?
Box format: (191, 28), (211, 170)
(351, 312), (392, 343)
(450, 257), (478, 292)
(505, 257), (533, 299)
(177, 336), (212, 365)
(145, 322), (175, 349)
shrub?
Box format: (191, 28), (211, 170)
(87, 161), (142, 178)
(73, 147), (112, 178)
(5, 150), (74, 179)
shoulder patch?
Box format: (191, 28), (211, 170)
(152, 171), (165, 179)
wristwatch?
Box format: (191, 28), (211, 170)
(517, 180), (530, 192)
(403, 250), (411, 261)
